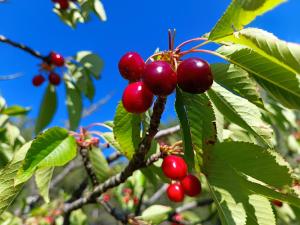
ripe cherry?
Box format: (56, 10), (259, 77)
(32, 75), (45, 87)
(272, 200), (283, 207)
(167, 183), (185, 202)
(49, 52), (65, 67)
(118, 52), (145, 81)
(57, 0), (69, 10)
(177, 58), (213, 94)
(162, 155), (187, 180)
(122, 81), (154, 114)
(143, 61), (177, 96)
(49, 72), (61, 86)
(181, 174), (202, 197)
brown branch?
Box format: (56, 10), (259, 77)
(64, 96), (166, 213)
(79, 147), (99, 186)
(0, 35), (46, 60)
(106, 151), (122, 164)
(97, 199), (128, 224)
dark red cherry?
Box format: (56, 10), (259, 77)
(272, 200), (283, 207)
(166, 183), (185, 202)
(49, 72), (61, 86)
(181, 174), (202, 197)
(177, 58), (213, 94)
(118, 52), (145, 82)
(32, 75), (45, 87)
(162, 155), (188, 180)
(49, 52), (65, 67)
(143, 61), (177, 96)
(122, 81), (154, 114)
(57, 0), (69, 10)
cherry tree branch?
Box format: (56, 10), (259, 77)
(64, 96), (167, 213)
(154, 125), (180, 139)
(0, 35), (46, 60)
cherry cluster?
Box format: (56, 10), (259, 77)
(32, 52), (65, 87)
(162, 155), (201, 202)
(118, 52), (213, 114)
(51, 0), (76, 10)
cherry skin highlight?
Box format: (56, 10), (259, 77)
(49, 72), (61, 86)
(143, 61), (177, 96)
(118, 52), (145, 82)
(162, 155), (188, 180)
(177, 58), (213, 94)
(32, 75), (45, 87)
(181, 174), (202, 197)
(49, 52), (65, 67)
(167, 183), (185, 202)
(122, 81), (154, 114)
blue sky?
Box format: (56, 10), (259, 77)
(0, 0), (299, 130)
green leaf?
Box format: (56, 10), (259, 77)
(16, 127), (77, 184)
(209, 0), (286, 40)
(101, 132), (122, 152)
(65, 81), (83, 131)
(1, 105), (31, 116)
(113, 102), (141, 159)
(217, 44), (300, 109)
(220, 28), (300, 75)
(0, 142), (31, 215)
(89, 147), (110, 182)
(93, 0), (107, 21)
(35, 85), (57, 134)
(203, 142), (299, 225)
(35, 167), (54, 203)
(211, 63), (263, 108)
(77, 73), (95, 100)
(208, 82), (273, 147)
(75, 51), (104, 79)
(175, 88), (216, 170)
(138, 205), (172, 225)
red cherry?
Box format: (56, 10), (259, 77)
(49, 72), (61, 86)
(177, 58), (213, 94)
(122, 81), (154, 114)
(143, 61), (177, 96)
(32, 75), (45, 87)
(49, 52), (65, 67)
(272, 200), (283, 207)
(57, 0), (69, 10)
(162, 155), (187, 180)
(181, 174), (202, 197)
(118, 52), (145, 81)
(167, 183), (185, 202)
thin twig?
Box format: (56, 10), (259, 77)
(174, 199), (214, 214)
(51, 161), (82, 188)
(154, 125), (180, 139)
(143, 184), (168, 207)
(0, 35), (46, 60)
(0, 73), (22, 80)
(64, 97), (166, 213)
(66, 178), (89, 203)
(97, 199), (128, 224)
(79, 147), (99, 186)
(107, 152), (123, 164)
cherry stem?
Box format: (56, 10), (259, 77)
(84, 122), (113, 131)
(175, 37), (208, 51)
(179, 49), (226, 61)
